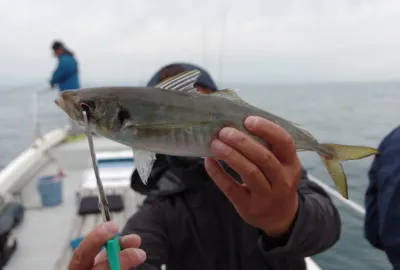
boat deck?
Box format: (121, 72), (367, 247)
(7, 135), (145, 270)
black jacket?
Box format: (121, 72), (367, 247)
(121, 155), (341, 270)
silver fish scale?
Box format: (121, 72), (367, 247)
(85, 86), (330, 157)
(142, 123), (222, 157)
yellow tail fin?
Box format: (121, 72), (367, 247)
(318, 144), (379, 199)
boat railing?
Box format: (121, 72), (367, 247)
(307, 174), (365, 216)
(31, 89), (48, 141)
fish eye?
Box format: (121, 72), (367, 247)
(80, 101), (96, 112)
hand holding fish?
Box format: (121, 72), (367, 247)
(68, 222), (146, 270)
(204, 116), (300, 237)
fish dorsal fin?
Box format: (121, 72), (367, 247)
(210, 88), (249, 105)
(289, 120), (304, 127)
(155, 70), (201, 92)
(213, 89), (303, 128)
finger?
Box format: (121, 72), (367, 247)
(120, 234), (141, 249)
(208, 138), (271, 192)
(217, 127), (285, 188)
(93, 248), (146, 270)
(68, 222), (119, 270)
(205, 157), (250, 206)
(93, 249), (108, 265)
(244, 116), (297, 165)
(94, 234), (142, 264)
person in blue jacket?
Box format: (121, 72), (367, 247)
(49, 40), (80, 91)
(364, 125), (400, 269)
(50, 40), (82, 136)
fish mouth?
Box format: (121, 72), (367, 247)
(54, 91), (83, 122)
(54, 97), (65, 110)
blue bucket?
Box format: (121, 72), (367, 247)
(37, 175), (63, 207)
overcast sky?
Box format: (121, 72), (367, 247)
(1, 0), (400, 87)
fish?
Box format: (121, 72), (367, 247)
(55, 69), (379, 199)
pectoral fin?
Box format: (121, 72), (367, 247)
(133, 149), (156, 184)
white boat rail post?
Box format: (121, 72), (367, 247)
(31, 88), (54, 146)
(31, 91), (42, 146)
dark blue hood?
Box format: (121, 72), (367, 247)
(146, 62), (218, 91)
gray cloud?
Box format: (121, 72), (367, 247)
(0, 0), (399, 86)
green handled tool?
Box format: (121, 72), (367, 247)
(83, 110), (121, 270)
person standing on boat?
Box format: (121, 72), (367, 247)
(49, 40), (80, 91)
(49, 40), (82, 136)
(116, 63), (342, 270)
(364, 126), (400, 269)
